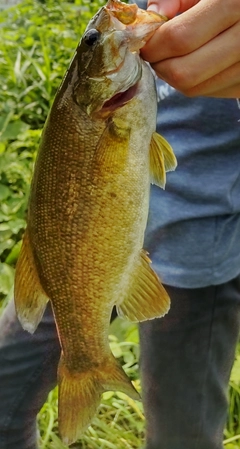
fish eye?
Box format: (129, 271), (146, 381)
(83, 29), (101, 47)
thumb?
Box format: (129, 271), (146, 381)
(147, 0), (200, 19)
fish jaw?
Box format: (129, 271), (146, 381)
(73, 0), (167, 116)
(105, 0), (167, 50)
(106, 0), (139, 25)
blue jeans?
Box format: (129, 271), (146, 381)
(0, 277), (240, 449)
(0, 301), (60, 449)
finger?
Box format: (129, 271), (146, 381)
(183, 62), (240, 98)
(142, 0), (239, 63)
(147, 0), (199, 18)
(151, 21), (240, 93)
(207, 86), (240, 99)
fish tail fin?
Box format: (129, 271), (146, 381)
(98, 354), (140, 401)
(58, 354), (140, 445)
(58, 356), (102, 445)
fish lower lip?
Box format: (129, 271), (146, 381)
(102, 83), (138, 111)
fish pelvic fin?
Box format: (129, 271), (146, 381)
(58, 353), (140, 445)
(116, 250), (170, 322)
(149, 131), (177, 188)
(14, 228), (49, 334)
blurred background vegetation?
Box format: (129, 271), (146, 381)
(0, 0), (239, 448)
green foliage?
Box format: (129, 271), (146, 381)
(0, 128), (39, 300)
(0, 0), (104, 127)
(226, 352), (240, 448)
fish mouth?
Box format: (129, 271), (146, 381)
(101, 83), (138, 112)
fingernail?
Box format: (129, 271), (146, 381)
(147, 4), (159, 13)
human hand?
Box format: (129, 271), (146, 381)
(141, 0), (240, 98)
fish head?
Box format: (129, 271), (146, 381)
(72, 0), (167, 117)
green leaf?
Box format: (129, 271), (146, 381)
(125, 325), (139, 344)
(0, 229), (12, 242)
(6, 218), (26, 234)
(102, 391), (114, 401)
(230, 355), (240, 385)
(0, 142), (6, 154)
(0, 120), (30, 141)
(1, 198), (26, 216)
(5, 239), (22, 264)
(110, 341), (123, 359)
(0, 262), (14, 296)
(0, 238), (14, 255)
(0, 184), (11, 201)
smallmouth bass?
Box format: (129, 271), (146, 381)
(14, 0), (177, 444)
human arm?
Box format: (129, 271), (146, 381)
(141, 0), (240, 98)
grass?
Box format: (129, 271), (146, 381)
(0, 0), (239, 447)
(36, 322), (240, 449)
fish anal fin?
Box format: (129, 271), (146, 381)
(149, 131), (177, 188)
(58, 353), (140, 445)
(14, 229), (49, 334)
(117, 250), (170, 322)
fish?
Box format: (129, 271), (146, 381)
(14, 0), (177, 445)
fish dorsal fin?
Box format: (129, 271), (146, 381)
(14, 228), (49, 334)
(149, 131), (177, 188)
(116, 250), (170, 322)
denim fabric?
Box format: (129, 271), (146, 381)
(139, 276), (240, 449)
(0, 301), (60, 449)
(0, 277), (239, 449)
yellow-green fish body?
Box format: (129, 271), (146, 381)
(14, 0), (177, 444)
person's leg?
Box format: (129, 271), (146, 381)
(139, 276), (240, 449)
(0, 299), (60, 449)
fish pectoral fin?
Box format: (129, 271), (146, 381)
(149, 131), (177, 188)
(58, 354), (140, 445)
(14, 229), (49, 334)
(94, 119), (130, 174)
(152, 132), (177, 173)
(116, 250), (170, 322)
